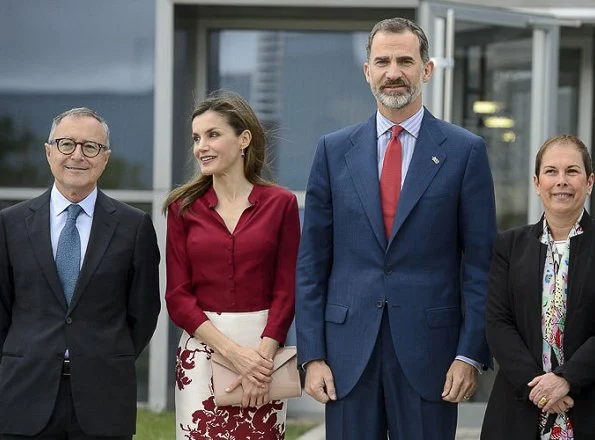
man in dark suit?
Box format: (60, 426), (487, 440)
(0, 108), (161, 439)
(296, 18), (497, 439)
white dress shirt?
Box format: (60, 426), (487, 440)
(50, 185), (97, 266)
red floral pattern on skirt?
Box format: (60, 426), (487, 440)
(179, 396), (284, 439)
(174, 312), (286, 440)
(176, 338), (214, 391)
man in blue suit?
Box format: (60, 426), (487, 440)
(296, 17), (497, 439)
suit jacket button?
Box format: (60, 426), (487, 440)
(66, 317), (73, 324)
(384, 269), (393, 275)
(376, 300), (384, 308)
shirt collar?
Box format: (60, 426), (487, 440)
(539, 210), (585, 244)
(376, 106), (425, 139)
(202, 184), (262, 209)
(51, 184), (97, 218)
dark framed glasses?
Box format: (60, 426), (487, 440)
(50, 137), (110, 158)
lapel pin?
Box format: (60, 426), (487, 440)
(432, 156), (440, 164)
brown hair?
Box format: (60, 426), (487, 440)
(366, 17), (430, 64)
(534, 135), (593, 178)
(163, 91), (271, 215)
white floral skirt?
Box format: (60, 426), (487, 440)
(174, 310), (287, 440)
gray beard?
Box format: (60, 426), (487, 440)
(373, 84), (421, 110)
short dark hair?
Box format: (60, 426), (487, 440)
(535, 135), (594, 177)
(366, 17), (430, 64)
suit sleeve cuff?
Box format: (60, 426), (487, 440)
(456, 355), (483, 374)
(301, 358), (327, 372)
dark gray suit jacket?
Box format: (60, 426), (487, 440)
(0, 189), (161, 436)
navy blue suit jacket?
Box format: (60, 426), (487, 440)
(296, 109), (497, 401)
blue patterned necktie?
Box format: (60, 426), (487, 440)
(56, 204), (83, 305)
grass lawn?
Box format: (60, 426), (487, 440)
(135, 409), (316, 440)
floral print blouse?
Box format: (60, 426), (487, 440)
(538, 216), (583, 440)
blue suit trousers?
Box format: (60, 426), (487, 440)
(325, 307), (457, 440)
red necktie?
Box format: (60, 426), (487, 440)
(380, 125), (404, 239)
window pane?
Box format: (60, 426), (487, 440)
(452, 24), (533, 231)
(0, 0), (155, 189)
(557, 47), (580, 135)
(208, 30), (376, 190)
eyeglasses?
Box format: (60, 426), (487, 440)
(50, 137), (110, 158)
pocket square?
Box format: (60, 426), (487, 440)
(211, 346), (302, 406)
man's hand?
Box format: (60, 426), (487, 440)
(441, 359), (478, 403)
(304, 360), (337, 404)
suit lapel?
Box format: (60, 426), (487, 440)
(390, 110), (446, 244)
(25, 190), (67, 308)
(69, 191), (117, 311)
(525, 221), (546, 362)
(567, 212), (592, 319)
(344, 114), (387, 250)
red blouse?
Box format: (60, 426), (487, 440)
(165, 184), (300, 344)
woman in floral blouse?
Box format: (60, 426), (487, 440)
(482, 135), (595, 439)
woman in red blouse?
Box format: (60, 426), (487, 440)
(163, 91), (300, 439)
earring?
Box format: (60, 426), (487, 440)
(241, 148), (245, 158)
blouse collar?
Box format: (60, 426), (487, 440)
(202, 183), (262, 209)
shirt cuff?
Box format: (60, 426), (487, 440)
(456, 355), (483, 374)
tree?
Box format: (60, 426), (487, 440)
(0, 115), (145, 189)
(0, 115), (51, 186)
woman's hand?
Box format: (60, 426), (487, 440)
(193, 321), (273, 386)
(226, 337), (280, 407)
(239, 337), (279, 407)
(258, 336), (280, 362)
(239, 376), (271, 408)
(528, 373), (570, 411)
(226, 345), (274, 386)
(546, 395), (574, 414)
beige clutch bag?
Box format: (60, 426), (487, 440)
(211, 346), (302, 406)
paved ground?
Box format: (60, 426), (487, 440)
(296, 424), (481, 440)
(454, 428), (481, 440)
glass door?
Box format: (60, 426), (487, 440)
(419, 2), (560, 229)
